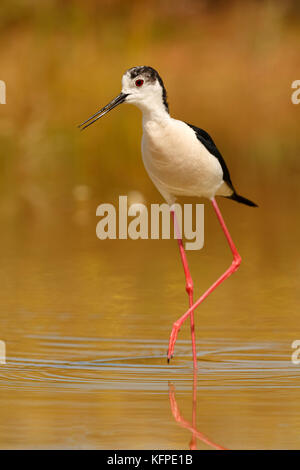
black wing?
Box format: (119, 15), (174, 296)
(186, 123), (257, 207)
(185, 123), (234, 192)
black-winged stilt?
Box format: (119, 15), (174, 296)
(79, 66), (257, 368)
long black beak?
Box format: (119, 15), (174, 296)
(78, 92), (128, 130)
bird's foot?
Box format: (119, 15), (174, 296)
(167, 322), (180, 363)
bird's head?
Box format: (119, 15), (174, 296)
(121, 66), (169, 112)
(79, 66), (169, 130)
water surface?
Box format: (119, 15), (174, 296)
(0, 199), (299, 449)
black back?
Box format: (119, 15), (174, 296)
(186, 123), (234, 192)
(185, 123), (257, 207)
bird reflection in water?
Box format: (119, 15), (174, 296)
(168, 372), (227, 450)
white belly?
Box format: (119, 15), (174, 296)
(141, 118), (224, 204)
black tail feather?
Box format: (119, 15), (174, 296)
(227, 193), (258, 207)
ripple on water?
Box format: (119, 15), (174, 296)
(0, 335), (298, 393)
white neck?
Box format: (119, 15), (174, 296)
(135, 97), (170, 124)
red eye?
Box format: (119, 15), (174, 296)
(135, 79), (144, 87)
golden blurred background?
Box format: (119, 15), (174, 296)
(0, 0), (299, 225)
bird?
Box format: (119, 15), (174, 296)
(79, 65), (257, 368)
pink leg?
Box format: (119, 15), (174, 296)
(171, 210), (197, 368)
(168, 375), (227, 450)
(189, 370), (198, 450)
(167, 198), (241, 362)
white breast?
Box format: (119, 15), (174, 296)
(141, 117), (224, 204)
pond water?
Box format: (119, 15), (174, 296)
(0, 195), (299, 449)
